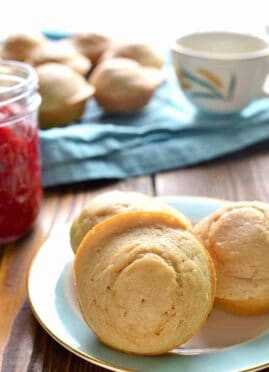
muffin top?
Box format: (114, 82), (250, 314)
(102, 42), (164, 69)
(2, 32), (46, 61)
(30, 40), (91, 76)
(74, 211), (215, 355)
(194, 201), (269, 303)
(70, 190), (192, 253)
(37, 63), (93, 112)
(89, 57), (163, 113)
(72, 32), (113, 64)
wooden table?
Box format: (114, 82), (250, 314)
(1, 142), (269, 372)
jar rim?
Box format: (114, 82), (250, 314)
(0, 60), (41, 127)
(0, 60), (39, 106)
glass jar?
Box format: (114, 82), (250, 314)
(0, 61), (42, 244)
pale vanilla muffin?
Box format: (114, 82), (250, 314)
(102, 43), (164, 69)
(74, 211), (216, 355)
(72, 33), (113, 65)
(37, 63), (94, 128)
(2, 32), (46, 62)
(89, 58), (163, 113)
(70, 190), (192, 253)
(194, 201), (269, 315)
(31, 40), (91, 76)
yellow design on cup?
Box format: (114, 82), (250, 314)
(197, 68), (223, 88)
(176, 67), (192, 90)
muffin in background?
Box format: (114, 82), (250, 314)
(102, 42), (164, 69)
(31, 40), (91, 76)
(89, 58), (163, 113)
(72, 32), (113, 65)
(37, 63), (94, 128)
(2, 32), (46, 62)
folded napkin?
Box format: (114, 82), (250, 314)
(40, 68), (269, 187)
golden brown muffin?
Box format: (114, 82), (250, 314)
(32, 40), (91, 76)
(2, 32), (46, 62)
(65, 53), (91, 76)
(102, 43), (164, 69)
(37, 63), (94, 128)
(194, 201), (269, 315)
(89, 58), (163, 113)
(74, 211), (216, 355)
(32, 40), (75, 63)
(72, 33), (113, 65)
(70, 190), (192, 253)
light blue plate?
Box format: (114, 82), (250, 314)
(28, 196), (269, 372)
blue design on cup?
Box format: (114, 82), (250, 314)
(178, 68), (236, 101)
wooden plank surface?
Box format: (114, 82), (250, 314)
(155, 144), (269, 201)
(1, 144), (269, 371)
(0, 177), (153, 372)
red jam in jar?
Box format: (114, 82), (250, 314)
(0, 62), (42, 244)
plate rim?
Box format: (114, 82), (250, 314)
(27, 196), (269, 372)
(27, 227), (129, 372)
(28, 298), (129, 372)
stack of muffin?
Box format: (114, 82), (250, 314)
(71, 191), (215, 355)
(70, 190), (269, 355)
(1, 33), (164, 128)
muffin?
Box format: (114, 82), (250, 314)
(89, 58), (163, 113)
(37, 63), (94, 128)
(32, 40), (91, 76)
(70, 190), (192, 253)
(65, 53), (91, 76)
(102, 43), (164, 69)
(2, 32), (46, 62)
(74, 211), (216, 355)
(72, 32), (113, 65)
(194, 201), (269, 315)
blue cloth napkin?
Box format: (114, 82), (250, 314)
(40, 67), (269, 187)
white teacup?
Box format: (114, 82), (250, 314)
(172, 32), (269, 113)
